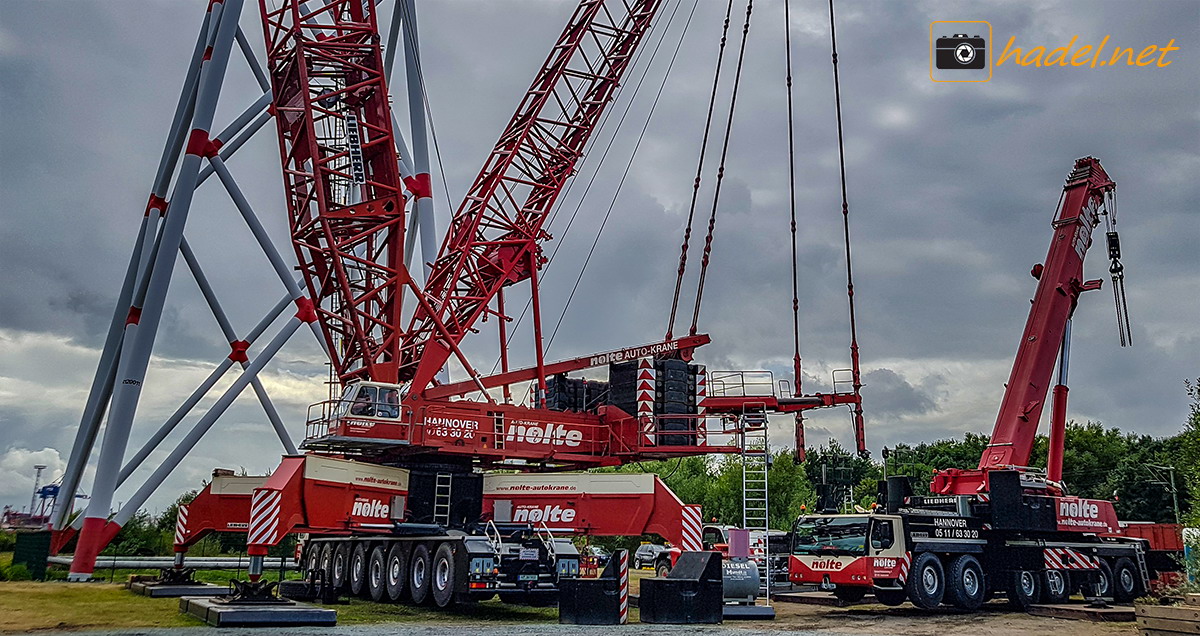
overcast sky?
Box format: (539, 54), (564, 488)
(0, 0), (1196, 518)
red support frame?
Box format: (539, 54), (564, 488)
(398, 0), (664, 396)
(261, 0), (408, 383)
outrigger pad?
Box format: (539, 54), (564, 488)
(639, 552), (723, 624)
(559, 549), (628, 625)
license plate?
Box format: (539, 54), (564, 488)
(518, 573), (539, 581)
(519, 548), (539, 561)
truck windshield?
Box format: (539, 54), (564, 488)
(791, 516), (868, 556)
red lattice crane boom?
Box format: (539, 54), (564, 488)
(399, 0), (663, 397)
(263, 0), (407, 383)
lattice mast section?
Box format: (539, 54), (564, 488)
(261, 0), (407, 383)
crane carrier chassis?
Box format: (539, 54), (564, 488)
(172, 457), (703, 607)
(789, 472), (1179, 609)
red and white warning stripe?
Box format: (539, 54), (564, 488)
(695, 366), (707, 444)
(898, 552), (912, 584)
(681, 505), (703, 552)
(248, 488), (281, 547)
(174, 504), (189, 546)
(976, 493), (990, 503)
(618, 549), (629, 624)
(1043, 547), (1099, 570)
(637, 358), (656, 444)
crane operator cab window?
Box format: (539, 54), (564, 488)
(791, 516), (868, 557)
(346, 385), (377, 417)
(338, 383), (402, 420)
(378, 388), (400, 418)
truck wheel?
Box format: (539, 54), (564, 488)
(875, 588), (907, 606)
(349, 542), (369, 596)
(409, 543), (433, 605)
(431, 543), (458, 608)
(946, 554), (985, 611)
(305, 543), (322, 577)
(367, 545), (387, 602)
(318, 543), (335, 583)
(1093, 559), (1113, 598)
(1007, 569), (1039, 611)
(331, 541), (351, 590)
(655, 559), (671, 578)
(906, 552), (945, 609)
(385, 543), (408, 602)
(1111, 557), (1142, 603)
(1040, 570), (1069, 604)
(833, 587), (867, 604)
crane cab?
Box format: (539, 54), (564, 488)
(788, 513), (909, 594)
(303, 380), (410, 444)
(335, 381), (403, 420)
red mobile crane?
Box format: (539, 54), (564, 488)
(786, 158), (1176, 611)
(154, 0), (777, 608)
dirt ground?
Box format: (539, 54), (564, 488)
(764, 600), (1136, 635)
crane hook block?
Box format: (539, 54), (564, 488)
(1106, 231), (1122, 260)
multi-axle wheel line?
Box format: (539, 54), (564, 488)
(303, 538), (466, 609)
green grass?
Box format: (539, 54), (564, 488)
(0, 551), (632, 630)
(0, 582), (204, 633)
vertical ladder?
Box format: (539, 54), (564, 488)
(1133, 542), (1151, 592)
(433, 473), (453, 527)
(740, 403), (771, 597)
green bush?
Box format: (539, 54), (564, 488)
(0, 566), (8, 581)
(5, 563), (31, 581)
(0, 531), (16, 552)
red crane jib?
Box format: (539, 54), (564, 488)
(398, 0), (664, 396)
(934, 157), (1115, 496)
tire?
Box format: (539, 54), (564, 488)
(431, 543), (458, 608)
(409, 543), (433, 605)
(349, 542), (369, 597)
(1111, 557), (1142, 603)
(946, 554), (986, 611)
(1041, 569), (1069, 604)
(1093, 559), (1114, 598)
(318, 543), (334, 583)
(875, 587), (908, 607)
(834, 587), (867, 604)
(655, 559), (671, 579)
(367, 545), (387, 602)
(331, 541), (351, 590)
(305, 542), (322, 577)
(385, 543), (408, 602)
(906, 552), (945, 610)
(633, 558), (642, 570)
(1007, 569), (1039, 611)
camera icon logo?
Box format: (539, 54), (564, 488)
(930, 22), (992, 82)
(937, 34), (986, 69)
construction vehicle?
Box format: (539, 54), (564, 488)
(57, 0), (867, 607)
(787, 157), (1177, 610)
